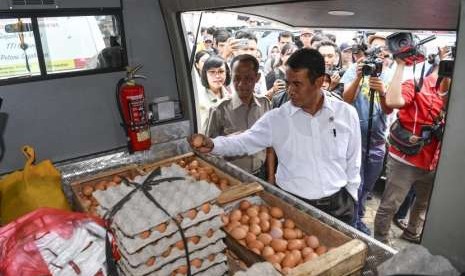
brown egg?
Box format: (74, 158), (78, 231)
(210, 174), (219, 184)
(106, 181), (117, 188)
(241, 225), (250, 233)
(251, 248), (261, 255)
(226, 221), (241, 232)
(269, 227), (283, 239)
(191, 172), (200, 180)
(206, 228), (214, 238)
(260, 220), (271, 232)
(239, 240), (247, 246)
(282, 267), (292, 275)
(207, 254), (215, 262)
(191, 258), (202, 269)
(161, 246), (172, 257)
(219, 178), (229, 186)
(270, 239), (288, 252)
(175, 240), (185, 250)
(257, 233), (273, 245)
(302, 247), (314, 257)
(154, 222), (167, 233)
(315, 245), (327, 255)
(90, 196), (99, 207)
(246, 232), (256, 245)
(249, 216), (261, 225)
(146, 257), (156, 266)
(175, 214), (183, 224)
(239, 200), (251, 210)
(178, 160), (187, 168)
(231, 227), (247, 240)
(219, 182), (229, 190)
(305, 235), (320, 249)
(189, 236), (201, 245)
(199, 171), (209, 181)
(294, 228), (303, 239)
(304, 252), (319, 262)
(259, 205), (269, 213)
(189, 160), (199, 169)
(240, 214), (250, 225)
(230, 209), (242, 221)
(112, 175), (123, 184)
(288, 239), (304, 250)
(246, 208), (258, 217)
(291, 249), (302, 262)
(201, 203), (211, 214)
(139, 230), (151, 239)
(273, 263), (282, 272)
(282, 253), (297, 268)
(88, 206), (98, 216)
(204, 167), (214, 174)
(258, 211), (270, 221)
(81, 199), (92, 210)
(248, 240), (264, 251)
(284, 219), (295, 229)
(94, 181), (106, 191)
(185, 209), (197, 220)
(177, 265), (188, 274)
(270, 219), (283, 229)
(82, 185), (94, 196)
(249, 224), (261, 235)
(265, 254), (281, 264)
(262, 246), (275, 258)
(270, 207), (284, 219)
(283, 228), (297, 240)
(276, 252), (286, 263)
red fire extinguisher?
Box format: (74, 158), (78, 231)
(116, 65), (151, 153)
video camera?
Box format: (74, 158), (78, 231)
(361, 46), (383, 77)
(438, 44), (456, 78)
(386, 32), (436, 66)
(351, 34), (368, 54)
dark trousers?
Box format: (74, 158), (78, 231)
(291, 188), (355, 225)
(395, 187), (416, 220)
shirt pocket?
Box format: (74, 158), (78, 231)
(330, 131), (350, 160)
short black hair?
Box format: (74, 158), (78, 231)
(286, 48), (325, 83)
(324, 33), (337, 43)
(230, 54), (259, 74)
(235, 30), (258, 43)
(213, 29), (231, 45)
(278, 31), (294, 42)
(201, 55), (231, 88)
(314, 40), (338, 52)
(310, 34), (326, 46)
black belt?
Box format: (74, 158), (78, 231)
(293, 189), (344, 206)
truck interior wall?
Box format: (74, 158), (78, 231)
(422, 0), (465, 270)
(0, 0), (181, 174)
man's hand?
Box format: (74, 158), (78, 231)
(266, 79), (286, 99)
(187, 134), (214, 154)
(355, 57), (365, 78)
(369, 77), (386, 94)
(329, 73), (341, 90)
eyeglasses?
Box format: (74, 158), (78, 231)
(207, 70), (226, 76)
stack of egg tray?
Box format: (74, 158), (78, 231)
(92, 164), (228, 276)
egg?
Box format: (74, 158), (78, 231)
(291, 249), (302, 261)
(270, 207), (284, 219)
(288, 239), (304, 250)
(239, 240), (247, 246)
(90, 196), (99, 207)
(189, 160), (199, 169)
(276, 252), (286, 263)
(270, 219), (283, 229)
(259, 205), (269, 213)
(240, 214), (250, 224)
(190, 236), (201, 245)
(262, 246), (275, 258)
(269, 227), (283, 239)
(154, 222), (167, 233)
(206, 228), (214, 238)
(226, 221), (241, 232)
(81, 199), (92, 210)
(230, 209), (242, 221)
(265, 254), (281, 264)
(246, 207), (258, 217)
(305, 235), (320, 249)
(145, 257), (156, 266)
(82, 185), (94, 196)
(257, 233), (272, 245)
(201, 203), (211, 214)
(241, 225), (250, 233)
(248, 240), (264, 251)
(191, 172), (200, 180)
(250, 224), (261, 235)
(283, 228), (297, 240)
(284, 219), (295, 229)
(88, 206), (98, 216)
(178, 160), (187, 168)
(221, 214), (229, 226)
(282, 267), (292, 275)
(204, 167), (214, 174)
(251, 248), (261, 255)
(315, 245), (327, 255)
(185, 209), (197, 220)
(112, 175), (123, 184)
(246, 232), (256, 244)
(294, 228), (303, 239)
(282, 253), (297, 268)
(302, 247), (314, 257)
(239, 200), (251, 210)
(219, 178), (229, 187)
(231, 227), (247, 240)
(175, 240), (185, 250)
(94, 181), (106, 191)
(249, 216), (261, 225)
(259, 211), (270, 221)
(260, 220), (271, 232)
(210, 174), (219, 184)
(270, 239), (288, 252)
(199, 171), (209, 181)
(272, 263), (282, 272)
(304, 252), (319, 262)
(176, 265), (188, 274)
(139, 230), (150, 239)
(191, 258), (202, 269)
(191, 135), (204, 148)
(106, 181), (117, 188)
(161, 246), (172, 257)
(207, 254), (215, 262)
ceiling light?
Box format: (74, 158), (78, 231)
(328, 10), (355, 16)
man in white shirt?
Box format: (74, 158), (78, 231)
(189, 48), (362, 224)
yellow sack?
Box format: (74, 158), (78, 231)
(0, 146), (70, 224)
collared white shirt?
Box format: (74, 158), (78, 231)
(212, 92), (362, 200)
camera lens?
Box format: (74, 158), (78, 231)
(398, 38), (409, 48)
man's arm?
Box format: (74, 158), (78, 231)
(345, 107), (362, 200)
(266, 147), (276, 184)
(385, 59), (406, 108)
(342, 59), (363, 103)
(368, 77), (393, 114)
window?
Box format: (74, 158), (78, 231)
(0, 12), (126, 84)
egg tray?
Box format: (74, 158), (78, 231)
(110, 204), (223, 255)
(233, 262), (281, 276)
(92, 165), (221, 237)
(119, 216), (225, 268)
(118, 239), (227, 276)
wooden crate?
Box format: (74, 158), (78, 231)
(224, 191), (368, 276)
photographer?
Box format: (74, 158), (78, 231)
(339, 33), (394, 235)
(374, 46), (451, 244)
(314, 40), (344, 95)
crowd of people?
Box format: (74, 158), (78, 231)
(188, 26), (452, 245)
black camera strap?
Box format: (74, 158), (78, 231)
(413, 61), (426, 93)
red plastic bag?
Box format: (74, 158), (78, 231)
(0, 208), (106, 276)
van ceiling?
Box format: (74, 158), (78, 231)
(216, 0), (459, 31)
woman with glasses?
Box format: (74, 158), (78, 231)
(198, 55), (231, 133)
